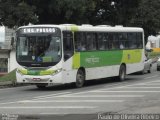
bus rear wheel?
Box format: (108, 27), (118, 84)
(117, 65), (126, 81)
(148, 65), (152, 73)
(75, 69), (85, 88)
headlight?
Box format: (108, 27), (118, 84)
(17, 68), (27, 75)
(52, 68), (62, 76)
(17, 68), (62, 76)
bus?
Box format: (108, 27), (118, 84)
(15, 24), (145, 88)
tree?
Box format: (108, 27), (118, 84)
(26, 0), (96, 25)
(0, 0), (38, 28)
(131, 0), (160, 41)
(1, 0), (160, 41)
(91, 0), (139, 26)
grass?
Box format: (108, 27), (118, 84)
(0, 69), (16, 83)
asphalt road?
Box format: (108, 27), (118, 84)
(0, 66), (160, 120)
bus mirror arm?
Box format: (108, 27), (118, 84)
(64, 52), (74, 61)
(64, 54), (70, 61)
(11, 37), (15, 49)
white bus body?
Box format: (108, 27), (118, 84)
(15, 25), (145, 88)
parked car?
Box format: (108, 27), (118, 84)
(157, 57), (160, 71)
(141, 56), (152, 74)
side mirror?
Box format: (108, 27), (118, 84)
(11, 37), (14, 45)
(64, 52), (74, 61)
(10, 37), (15, 49)
(64, 54), (71, 61)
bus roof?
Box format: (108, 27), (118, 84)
(17, 24), (144, 33)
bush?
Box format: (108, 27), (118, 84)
(0, 69), (16, 83)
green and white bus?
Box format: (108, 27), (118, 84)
(15, 24), (145, 88)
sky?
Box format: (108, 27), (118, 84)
(0, 26), (5, 43)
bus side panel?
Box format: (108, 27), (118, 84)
(73, 51), (123, 69)
(121, 49), (144, 74)
(126, 63), (144, 74)
(85, 65), (120, 80)
(72, 51), (122, 80)
(62, 57), (77, 83)
(72, 49), (144, 80)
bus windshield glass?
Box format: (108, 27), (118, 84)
(16, 28), (61, 67)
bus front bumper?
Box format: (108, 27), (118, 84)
(16, 71), (63, 84)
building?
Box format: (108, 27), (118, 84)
(146, 35), (160, 52)
(0, 26), (17, 75)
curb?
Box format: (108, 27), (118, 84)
(0, 80), (28, 89)
(0, 80), (20, 88)
(0, 81), (13, 85)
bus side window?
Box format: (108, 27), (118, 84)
(75, 32), (86, 51)
(86, 33), (97, 51)
(63, 31), (74, 61)
(97, 33), (105, 50)
(137, 33), (143, 49)
(119, 33), (128, 49)
(109, 33), (119, 50)
(128, 33), (137, 49)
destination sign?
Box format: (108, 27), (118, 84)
(21, 27), (56, 34)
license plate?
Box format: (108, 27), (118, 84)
(32, 78), (41, 81)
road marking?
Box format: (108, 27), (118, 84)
(40, 113), (68, 115)
(143, 75), (160, 79)
(90, 90), (160, 93)
(123, 87), (160, 89)
(144, 81), (160, 83)
(55, 95), (144, 98)
(96, 79), (160, 91)
(141, 83), (160, 85)
(0, 101), (18, 105)
(34, 79), (160, 99)
(20, 100), (124, 103)
(0, 76), (159, 107)
(33, 92), (71, 99)
(0, 106), (96, 109)
(134, 84), (160, 86)
(33, 91), (93, 100)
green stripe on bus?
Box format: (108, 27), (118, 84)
(73, 52), (80, 69)
(39, 70), (55, 75)
(27, 70), (39, 75)
(72, 49), (142, 68)
(18, 69), (55, 76)
(80, 51), (123, 68)
(121, 49), (142, 63)
(71, 25), (78, 32)
(18, 69), (28, 75)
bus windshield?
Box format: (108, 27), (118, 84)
(16, 35), (61, 67)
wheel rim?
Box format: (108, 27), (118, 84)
(120, 66), (125, 80)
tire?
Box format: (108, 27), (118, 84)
(75, 69), (85, 88)
(148, 65), (152, 73)
(141, 69), (145, 74)
(117, 65), (126, 81)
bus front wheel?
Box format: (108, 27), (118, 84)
(117, 65), (126, 81)
(75, 69), (85, 88)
